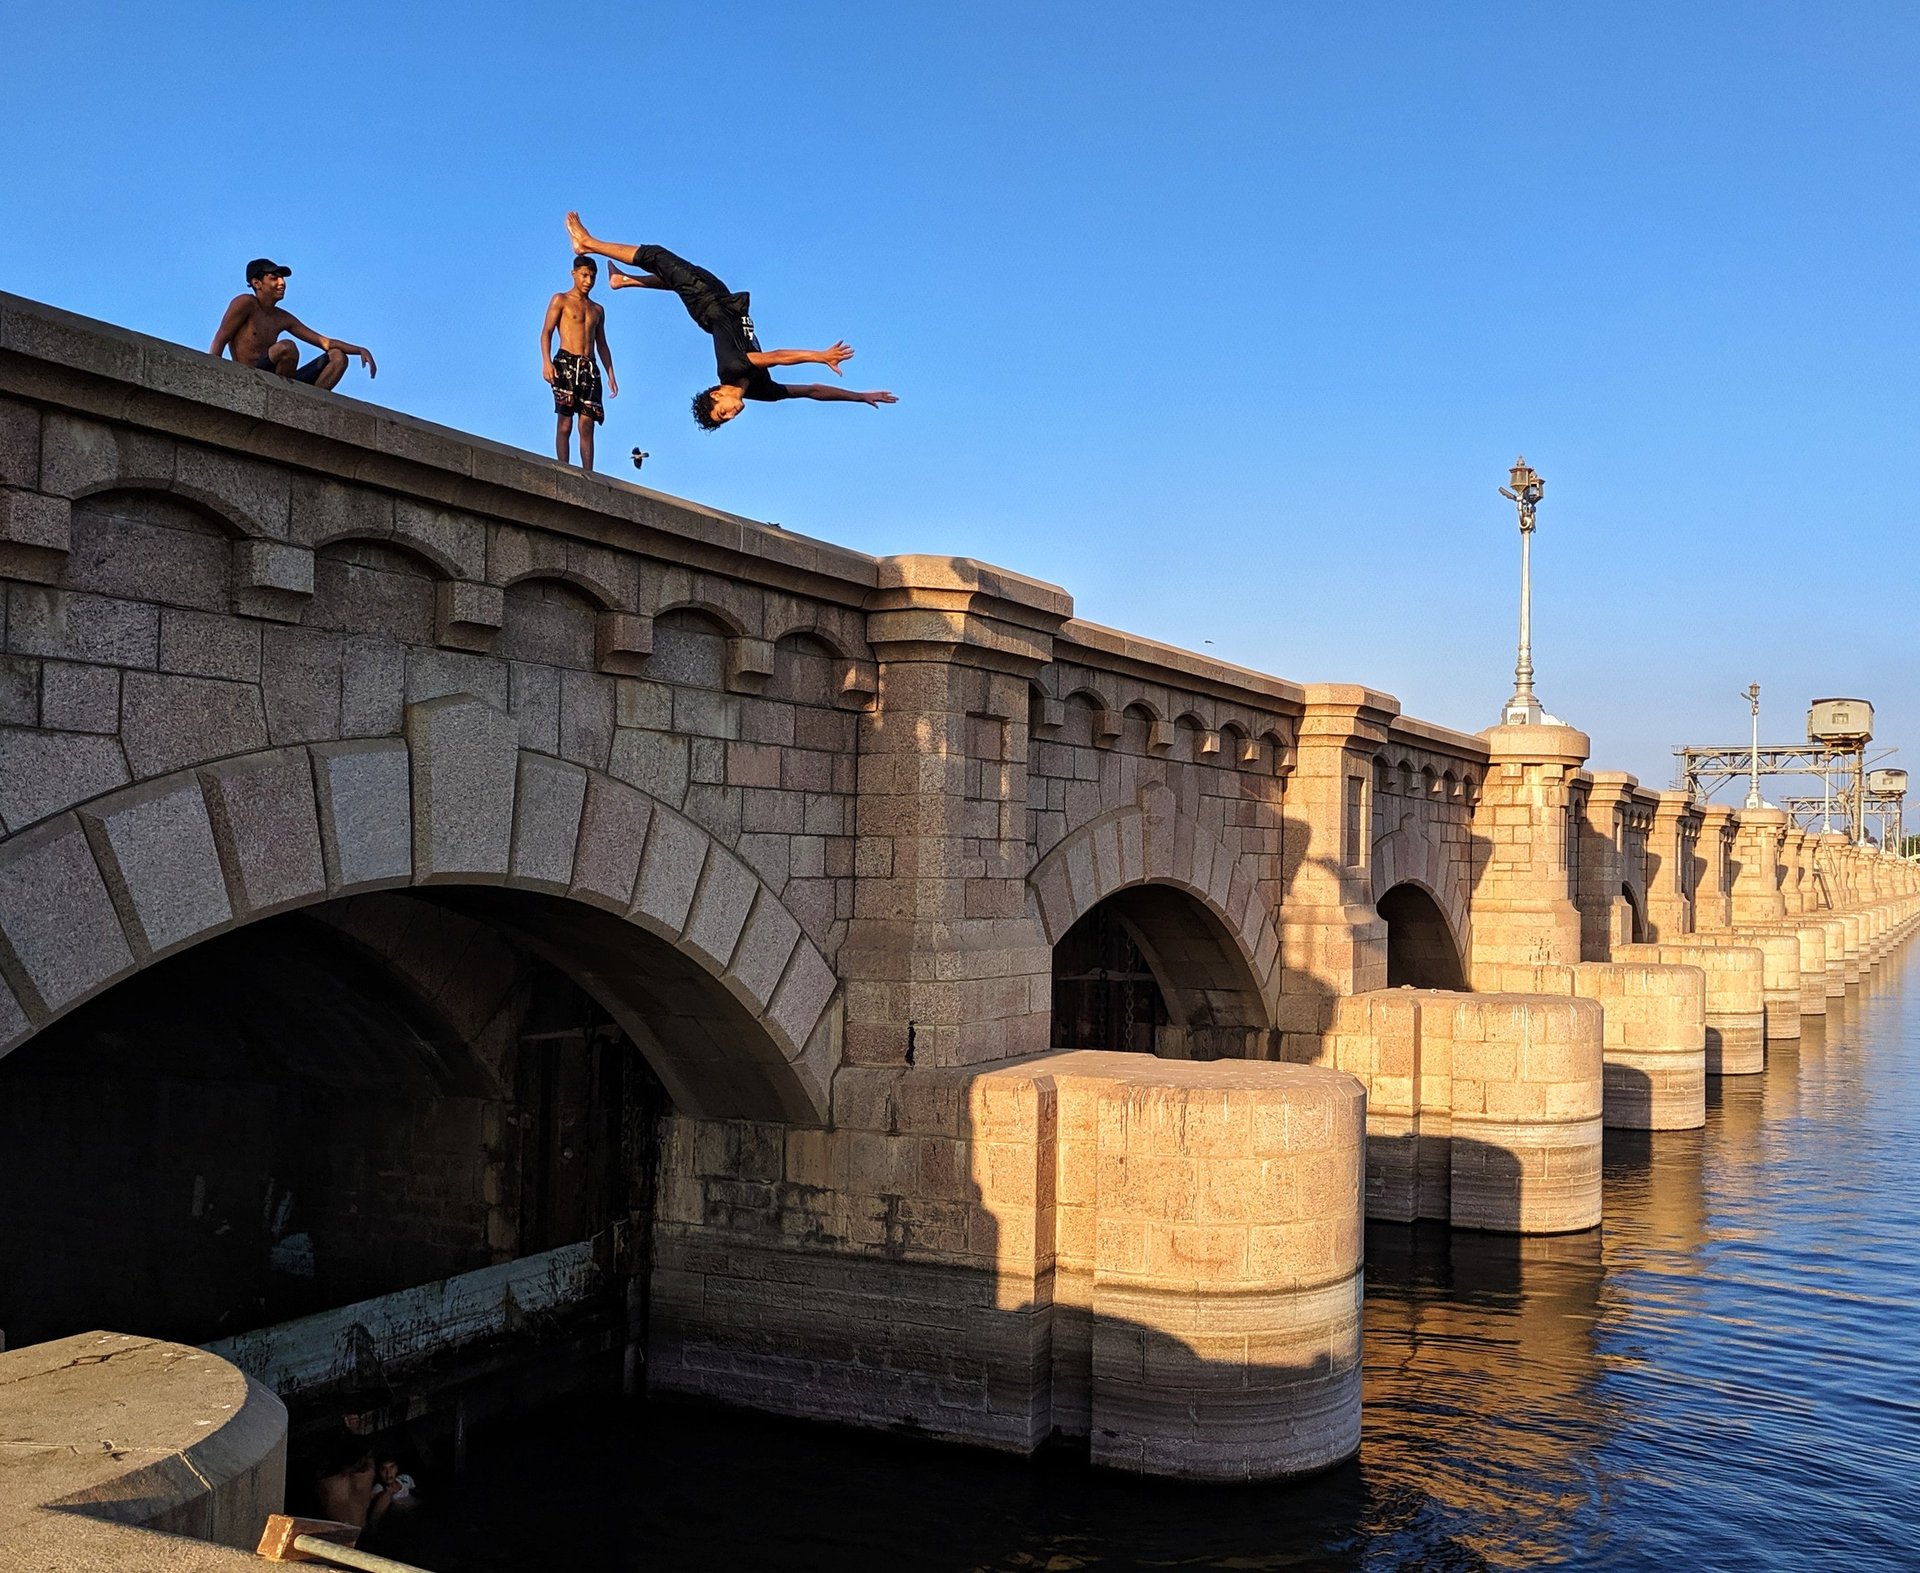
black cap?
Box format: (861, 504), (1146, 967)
(245, 258), (292, 282)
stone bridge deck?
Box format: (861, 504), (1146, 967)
(1, 290), (1915, 1543)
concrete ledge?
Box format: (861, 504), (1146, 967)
(0, 1332), (285, 1567)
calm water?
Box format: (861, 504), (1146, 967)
(396, 941), (1920, 1572)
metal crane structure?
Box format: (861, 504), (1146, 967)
(1673, 693), (1898, 846)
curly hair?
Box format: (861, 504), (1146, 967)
(690, 387), (726, 431)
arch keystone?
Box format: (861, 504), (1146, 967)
(407, 695), (518, 884)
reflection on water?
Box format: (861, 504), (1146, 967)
(397, 946), (1920, 1572)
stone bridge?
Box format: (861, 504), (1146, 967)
(0, 291), (1915, 1549)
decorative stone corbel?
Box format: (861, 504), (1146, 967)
(1030, 696), (1065, 735)
(231, 539), (314, 622)
(435, 580), (504, 652)
(594, 610), (653, 675)
(1147, 719), (1175, 754)
(726, 635), (776, 694)
(836, 658), (879, 710)
(1091, 708), (1123, 748)
(0, 489), (70, 585)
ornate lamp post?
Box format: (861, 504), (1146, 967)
(1742, 683), (1763, 808)
(1498, 456), (1549, 726)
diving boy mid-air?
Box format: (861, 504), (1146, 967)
(564, 212), (896, 431)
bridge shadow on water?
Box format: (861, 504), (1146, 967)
(376, 1215), (1620, 1573)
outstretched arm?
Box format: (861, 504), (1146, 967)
(540, 295), (562, 382)
(784, 385), (897, 408)
(209, 295), (251, 358)
(747, 341), (854, 375)
(285, 315), (378, 378)
(593, 309), (618, 398)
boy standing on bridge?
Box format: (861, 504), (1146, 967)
(541, 256), (619, 470)
(209, 259), (377, 390)
(563, 212), (896, 431)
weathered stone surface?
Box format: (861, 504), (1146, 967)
(570, 774), (653, 911)
(509, 752), (588, 891)
(407, 694), (519, 883)
(610, 727), (690, 804)
(0, 814), (135, 1014)
(160, 608), (261, 683)
(0, 657), (34, 726)
(633, 806), (709, 934)
(596, 610), (653, 674)
(260, 626), (342, 744)
(0, 398), (39, 489)
(338, 636), (406, 738)
(0, 489), (70, 583)
(312, 738), (412, 890)
(231, 539), (315, 622)
(6, 586), (158, 667)
(120, 671), (268, 778)
(200, 748), (327, 917)
(79, 775), (233, 957)
(435, 579), (505, 652)
(40, 660), (121, 734)
(727, 890), (803, 1009)
(0, 726), (129, 830)
(174, 446), (291, 536)
(764, 940), (839, 1057)
(681, 843), (760, 971)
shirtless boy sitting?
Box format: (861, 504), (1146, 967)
(540, 256), (619, 470)
(209, 259), (377, 390)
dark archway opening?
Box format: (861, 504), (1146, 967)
(1050, 885), (1271, 1059)
(1378, 883), (1468, 990)
(0, 893), (673, 1418)
(1622, 883), (1648, 943)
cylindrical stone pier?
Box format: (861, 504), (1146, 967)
(1735, 930), (1803, 1040)
(1411, 991), (1605, 1234)
(1616, 941), (1767, 1075)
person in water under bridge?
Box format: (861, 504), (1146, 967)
(563, 212), (897, 431)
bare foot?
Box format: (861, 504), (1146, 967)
(565, 211), (592, 252)
(607, 265), (635, 290)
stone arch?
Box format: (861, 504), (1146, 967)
(311, 526), (463, 582)
(1376, 880), (1468, 990)
(655, 599), (749, 637)
(1028, 783), (1281, 1027)
(66, 475), (273, 542)
(0, 696), (839, 1125)
(500, 567), (621, 611)
(1370, 819), (1472, 963)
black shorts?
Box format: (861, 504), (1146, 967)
(630, 245), (746, 334)
(551, 349), (604, 423)
(253, 347), (330, 384)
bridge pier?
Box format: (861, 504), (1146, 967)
(650, 1051), (1366, 1481)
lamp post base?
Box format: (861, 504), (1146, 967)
(1501, 693), (1563, 728)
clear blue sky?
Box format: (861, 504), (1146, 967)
(4, 2), (1916, 791)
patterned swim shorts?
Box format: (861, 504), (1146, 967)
(551, 349), (604, 423)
